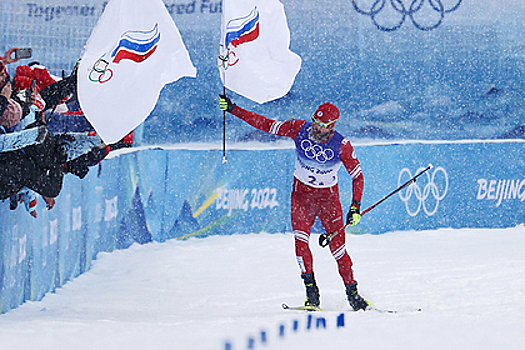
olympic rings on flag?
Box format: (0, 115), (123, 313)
(351, 0), (463, 31)
(398, 166), (448, 216)
(88, 59), (113, 84)
(300, 139), (335, 163)
(218, 50), (239, 70)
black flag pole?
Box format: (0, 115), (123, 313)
(219, 46), (228, 163)
(222, 85), (227, 163)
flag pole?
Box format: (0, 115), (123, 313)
(222, 85), (227, 163)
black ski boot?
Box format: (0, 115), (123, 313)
(302, 272), (320, 308)
(345, 282), (370, 311)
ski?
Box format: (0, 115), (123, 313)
(369, 306), (398, 314)
(369, 306), (422, 314)
(282, 303), (421, 314)
(282, 303), (322, 311)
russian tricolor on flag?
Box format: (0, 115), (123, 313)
(111, 24), (161, 64)
(225, 7), (260, 49)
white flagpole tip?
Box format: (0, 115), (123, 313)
(222, 156), (228, 164)
(428, 163), (434, 169)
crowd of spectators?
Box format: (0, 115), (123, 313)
(1, 47), (133, 218)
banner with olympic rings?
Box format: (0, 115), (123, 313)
(2, 141), (525, 314)
(344, 141), (525, 234)
(3, 0), (525, 143)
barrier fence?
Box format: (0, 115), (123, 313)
(1, 141), (525, 313)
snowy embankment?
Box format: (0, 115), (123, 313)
(0, 226), (524, 350)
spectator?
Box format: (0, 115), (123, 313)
(0, 60), (13, 118)
(0, 78), (66, 201)
(1, 56), (134, 205)
(12, 59), (134, 179)
(13, 61), (73, 112)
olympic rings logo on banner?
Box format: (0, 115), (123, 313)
(88, 58), (113, 84)
(300, 139), (335, 163)
(218, 50), (239, 70)
(351, 0), (463, 31)
(398, 166), (448, 216)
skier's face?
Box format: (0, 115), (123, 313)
(311, 121), (334, 141)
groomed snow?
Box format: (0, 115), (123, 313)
(1, 226), (524, 350)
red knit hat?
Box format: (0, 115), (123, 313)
(13, 65), (56, 92)
(313, 103), (340, 125)
(33, 67), (56, 91)
(14, 65), (34, 91)
(14, 75), (32, 91)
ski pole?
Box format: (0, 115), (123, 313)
(319, 164), (434, 248)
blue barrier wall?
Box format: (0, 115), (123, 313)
(1, 141), (524, 313)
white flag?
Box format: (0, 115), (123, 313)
(219, 0), (301, 104)
(78, 0), (196, 144)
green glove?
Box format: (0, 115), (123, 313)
(219, 94), (235, 113)
(346, 201), (361, 226)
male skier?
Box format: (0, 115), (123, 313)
(219, 95), (369, 311)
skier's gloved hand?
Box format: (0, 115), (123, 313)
(346, 201), (361, 226)
(219, 94), (236, 113)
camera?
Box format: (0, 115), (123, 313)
(14, 48), (32, 59)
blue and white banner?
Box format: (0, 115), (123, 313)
(3, 1), (525, 142)
(77, 0), (196, 143)
(2, 140), (524, 314)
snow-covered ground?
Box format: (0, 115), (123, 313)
(1, 226), (524, 350)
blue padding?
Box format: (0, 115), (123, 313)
(1, 142), (524, 314)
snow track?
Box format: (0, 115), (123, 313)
(1, 227), (524, 350)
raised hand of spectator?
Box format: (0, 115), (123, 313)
(2, 48), (21, 65)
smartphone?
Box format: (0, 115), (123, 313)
(14, 48), (32, 59)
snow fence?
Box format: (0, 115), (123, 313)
(1, 141), (525, 313)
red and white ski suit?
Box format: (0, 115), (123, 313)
(231, 106), (364, 285)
